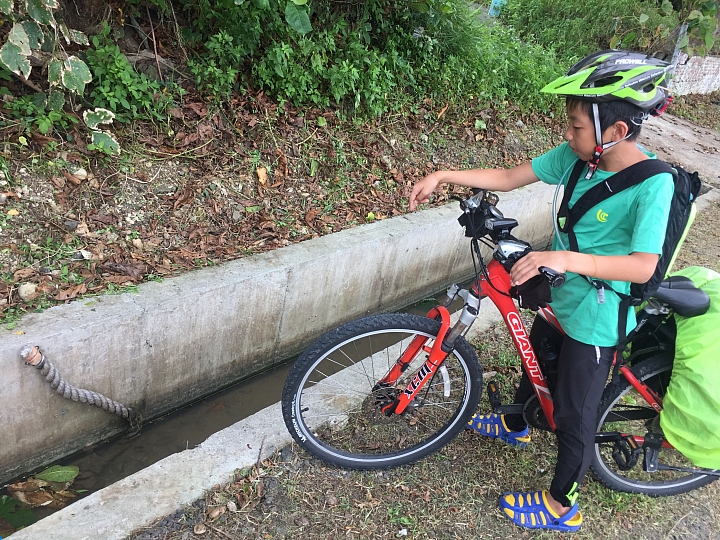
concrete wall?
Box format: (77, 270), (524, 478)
(672, 53), (720, 95)
(0, 183), (555, 485)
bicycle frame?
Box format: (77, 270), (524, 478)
(377, 258), (668, 444)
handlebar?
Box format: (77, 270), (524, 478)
(459, 190), (566, 288)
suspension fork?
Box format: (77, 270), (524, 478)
(378, 286), (481, 415)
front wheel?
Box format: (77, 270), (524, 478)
(281, 313), (483, 469)
(591, 353), (717, 495)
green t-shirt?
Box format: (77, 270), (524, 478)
(531, 142), (674, 346)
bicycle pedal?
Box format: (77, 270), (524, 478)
(487, 381), (502, 411)
(643, 431), (663, 473)
(611, 435), (642, 471)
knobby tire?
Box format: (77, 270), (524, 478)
(281, 313), (483, 469)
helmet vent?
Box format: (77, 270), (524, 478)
(589, 75), (623, 88)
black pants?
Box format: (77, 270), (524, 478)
(505, 316), (615, 507)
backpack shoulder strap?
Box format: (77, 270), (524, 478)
(556, 159), (587, 233)
(562, 159), (674, 252)
(568, 159), (673, 229)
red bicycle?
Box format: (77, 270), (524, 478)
(282, 189), (719, 496)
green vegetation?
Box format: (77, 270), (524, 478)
(84, 23), (181, 122)
(500, 0), (716, 60)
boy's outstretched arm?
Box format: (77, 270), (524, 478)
(408, 162), (539, 211)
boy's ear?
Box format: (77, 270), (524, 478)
(609, 120), (630, 141)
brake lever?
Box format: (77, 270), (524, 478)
(539, 266), (567, 288)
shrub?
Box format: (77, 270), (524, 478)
(499, 0), (680, 61)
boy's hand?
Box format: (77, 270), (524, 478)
(511, 251), (569, 287)
(409, 174), (440, 211)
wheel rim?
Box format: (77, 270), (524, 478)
(594, 365), (710, 491)
(292, 327), (473, 464)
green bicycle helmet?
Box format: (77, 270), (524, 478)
(542, 50), (673, 178)
(542, 50), (671, 111)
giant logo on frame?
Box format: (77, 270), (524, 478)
(506, 312), (544, 382)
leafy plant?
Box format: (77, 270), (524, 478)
(84, 22), (177, 122)
(2, 91), (79, 136)
(499, 0), (717, 59)
(673, 0), (719, 55)
(187, 30), (244, 98)
(0, 0), (91, 95)
(0, 495), (36, 529)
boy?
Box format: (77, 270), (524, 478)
(408, 50), (675, 532)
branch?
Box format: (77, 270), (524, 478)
(12, 72), (43, 93)
(146, 5), (163, 81)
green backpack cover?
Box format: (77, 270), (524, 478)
(660, 265), (720, 469)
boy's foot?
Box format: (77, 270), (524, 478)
(499, 490), (582, 532)
(466, 413), (531, 448)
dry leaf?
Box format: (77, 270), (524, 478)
(102, 261), (146, 280)
(13, 268), (36, 280)
(62, 171), (82, 186)
(437, 104), (448, 119)
(7, 208), (19, 216)
(256, 167), (268, 186)
(173, 185), (196, 210)
(304, 209), (319, 227)
(50, 176), (65, 188)
(54, 283), (87, 301)
(193, 523), (207, 534)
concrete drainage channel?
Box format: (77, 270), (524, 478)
(2, 181), (554, 540)
(4, 113), (718, 539)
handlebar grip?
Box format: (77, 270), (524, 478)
(539, 266), (566, 288)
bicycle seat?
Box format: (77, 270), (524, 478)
(652, 276), (710, 318)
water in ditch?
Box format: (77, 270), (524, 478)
(0, 291), (463, 531)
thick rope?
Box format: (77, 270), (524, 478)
(19, 345), (137, 422)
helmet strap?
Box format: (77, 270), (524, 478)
(585, 103), (604, 179)
(584, 102), (632, 180)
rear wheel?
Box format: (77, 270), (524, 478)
(591, 353), (717, 495)
(282, 313), (483, 469)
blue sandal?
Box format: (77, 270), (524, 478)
(499, 490), (582, 532)
(466, 413), (531, 448)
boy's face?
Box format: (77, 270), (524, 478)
(565, 103), (598, 162)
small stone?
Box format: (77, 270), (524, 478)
(131, 238), (143, 250)
(79, 249), (93, 260)
(0, 193), (6, 204)
(232, 210), (242, 222)
(73, 168), (88, 180)
(193, 523), (206, 535)
(419, 133), (429, 143)
(64, 220), (78, 231)
(226, 500), (237, 513)
(516, 120), (525, 128)
(18, 282), (37, 301)
(280, 445), (293, 462)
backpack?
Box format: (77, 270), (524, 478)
(556, 158), (703, 349)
